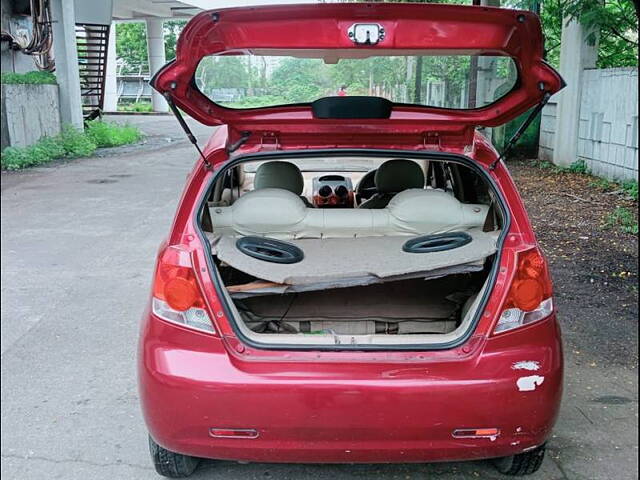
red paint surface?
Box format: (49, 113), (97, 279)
(151, 3), (563, 139)
(139, 308), (562, 462)
(139, 3), (563, 464)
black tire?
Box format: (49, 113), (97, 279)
(149, 435), (200, 478)
(492, 443), (546, 476)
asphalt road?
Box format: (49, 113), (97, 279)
(1, 115), (637, 480)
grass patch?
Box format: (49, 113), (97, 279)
(533, 159), (557, 170)
(117, 101), (153, 113)
(218, 95), (289, 109)
(604, 207), (638, 235)
(1, 121), (143, 170)
(621, 180), (638, 201)
(588, 178), (638, 200)
(533, 159), (590, 174)
(59, 126), (98, 157)
(534, 159), (638, 202)
(1, 126), (96, 170)
(85, 120), (142, 147)
(589, 177), (614, 191)
(565, 159), (590, 174)
(1, 71), (57, 85)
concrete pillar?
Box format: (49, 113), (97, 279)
(50, 0), (84, 128)
(476, 55), (499, 141)
(103, 22), (118, 112)
(552, 16), (598, 167)
(476, 0), (500, 141)
(146, 18), (168, 112)
(476, 57), (499, 107)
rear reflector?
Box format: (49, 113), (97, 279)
(494, 297), (554, 334)
(209, 428), (259, 439)
(452, 428), (500, 439)
(152, 298), (214, 333)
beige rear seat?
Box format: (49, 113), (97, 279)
(210, 187), (489, 239)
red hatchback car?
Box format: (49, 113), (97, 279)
(139, 3), (565, 478)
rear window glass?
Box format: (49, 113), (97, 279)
(195, 52), (517, 110)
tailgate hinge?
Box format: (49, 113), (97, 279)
(422, 132), (441, 150)
(259, 132), (280, 151)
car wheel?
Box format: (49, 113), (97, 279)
(492, 443), (546, 476)
(149, 435), (200, 478)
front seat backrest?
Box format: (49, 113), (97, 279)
(254, 161), (304, 195)
(359, 159), (425, 208)
(253, 160), (313, 207)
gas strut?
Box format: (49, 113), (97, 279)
(163, 93), (212, 169)
(489, 91), (551, 171)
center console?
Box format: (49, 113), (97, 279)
(312, 174), (354, 208)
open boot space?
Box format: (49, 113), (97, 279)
(202, 154), (505, 348)
(233, 274), (486, 337)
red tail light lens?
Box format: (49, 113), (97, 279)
(164, 276), (199, 311)
(511, 277), (544, 312)
(151, 246), (215, 333)
(494, 248), (554, 334)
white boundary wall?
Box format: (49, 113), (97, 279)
(539, 67), (638, 182)
(539, 99), (558, 164)
(1, 84), (61, 150)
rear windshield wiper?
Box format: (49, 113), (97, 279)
(489, 91), (551, 171)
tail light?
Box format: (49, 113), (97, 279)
(494, 248), (554, 334)
(151, 245), (215, 334)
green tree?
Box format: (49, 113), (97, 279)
(563, 0), (638, 68)
(270, 58), (330, 102)
(197, 56), (251, 90)
(115, 20), (187, 73)
(510, 0), (638, 68)
(164, 20), (187, 61)
(116, 22), (148, 73)
(329, 58), (403, 96)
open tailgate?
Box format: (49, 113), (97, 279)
(151, 3), (564, 144)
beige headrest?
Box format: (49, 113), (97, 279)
(253, 161), (304, 195)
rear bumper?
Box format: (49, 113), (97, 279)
(138, 311), (563, 464)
